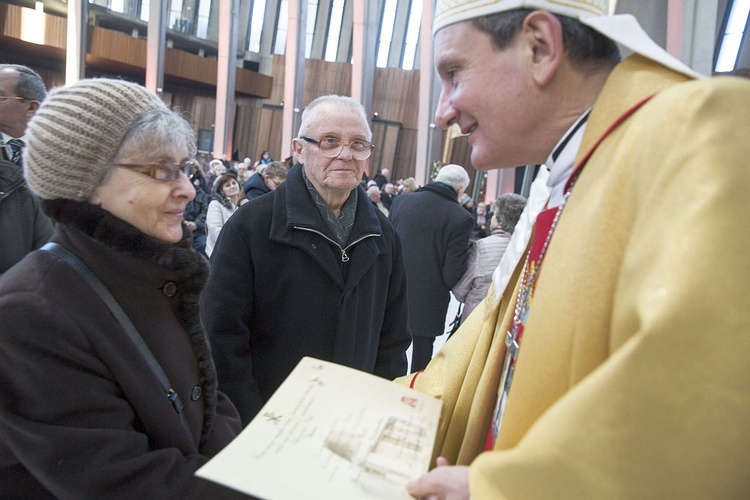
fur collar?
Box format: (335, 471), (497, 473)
(42, 199), (220, 447)
(211, 193), (235, 211)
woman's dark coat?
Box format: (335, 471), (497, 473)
(0, 158), (53, 276)
(0, 200), (245, 499)
(185, 187), (210, 254)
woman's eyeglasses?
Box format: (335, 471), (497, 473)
(115, 159), (197, 182)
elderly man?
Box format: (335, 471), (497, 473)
(203, 95), (411, 425)
(405, 1), (750, 498)
(381, 182), (396, 209)
(0, 64), (52, 276)
(242, 160), (287, 201)
(389, 164), (474, 372)
(367, 185), (389, 216)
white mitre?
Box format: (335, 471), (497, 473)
(433, 0), (702, 78)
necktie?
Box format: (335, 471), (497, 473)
(8, 139), (25, 168)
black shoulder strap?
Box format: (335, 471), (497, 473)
(41, 242), (198, 453)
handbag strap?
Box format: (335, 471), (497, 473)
(41, 242), (198, 453)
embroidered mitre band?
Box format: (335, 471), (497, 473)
(434, 0), (608, 34)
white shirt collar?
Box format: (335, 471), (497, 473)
(490, 109), (591, 302)
(544, 109), (591, 209)
(0, 131), (24, 147)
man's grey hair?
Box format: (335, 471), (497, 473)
(435, 164), (471, 191)
(298, 95), (372, 141)
(263, 161), (288, 180)
(115, 108), (197, 163)
(472, 9), (620, 72)
(494, 193), (527, 233)
(0, 64), (47, 102)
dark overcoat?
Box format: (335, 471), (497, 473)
(0, 158), (53, 276)
(202, 164), (411, 425)
(0, 200), (245, 499)
(242, 171), (271, 201)
(389, 183), (474, 338)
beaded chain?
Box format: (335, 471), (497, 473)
(490, 174), (580, 442)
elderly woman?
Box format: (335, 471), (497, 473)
(401, 177), (419, 193)
(205, 173), (240, 257)
(452, 193), (527, 319)
(0, 79), (244, 498)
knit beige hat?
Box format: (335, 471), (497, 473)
(24, 78), (168, 201)
(433, 0), (701, 78)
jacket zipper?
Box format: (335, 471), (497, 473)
(294, 226), (380, 262)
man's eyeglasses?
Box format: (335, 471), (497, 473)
(0, 96), (28, 102)
(265, 175), (284, 188)
(300, 135), (374, 160)
(114, 159), (196, 182)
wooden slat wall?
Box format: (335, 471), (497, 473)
(233, 99), (260, 162)
(372, 67), (420, 128)
(1, 4), (66, 49)
(372, 67), (420, 180)
(370, 121), (399, 177)
(304, 58), (352, 104)
(267, 54), (286, 104)
(190, 96), (218, 133)
(449, 135), (477, 193)
(250, 106), (284, 161)
(395, 128), (417, 182)
(89, 27), (146, 67)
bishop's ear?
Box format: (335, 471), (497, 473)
(522, 10), (564, 86)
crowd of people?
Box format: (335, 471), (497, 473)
(0, 0), (749, 496)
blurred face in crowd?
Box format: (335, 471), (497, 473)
(0, 69), (39, 137)
(221, 177), (240, 198)
(264, 174), (285, 191)
(367, 186), (381, 202)
(90, 143), (195, 243)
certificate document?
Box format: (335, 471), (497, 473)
(196, 357), (441, 499)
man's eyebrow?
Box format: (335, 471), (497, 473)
(435, 57), (458, 75)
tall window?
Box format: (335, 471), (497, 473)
(324, 0), (345, 61)
(196, 0), (211, 39)
(140, 0), (149, 21)
(110, 0), (125, 13)
(248, 0), (267, 52)
(376, 0), (398, 68)
(305, 0), (320, 58)
(274, 0), (289, 55)
(401, 0), (422, 70)
(716, 0), (750, 72)
(168, 0), (184, 32)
